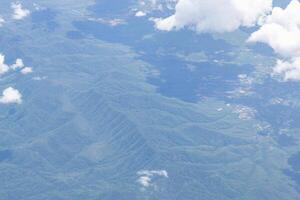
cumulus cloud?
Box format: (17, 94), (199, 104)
(11, 3), (30, 20)
(0, 54), (32, 105)
(137, 176), (152, 187)
(248, 0), (300, 81)
(0, 54), (9, 75)
(135, 11), (147, 17)
(273, 58), (300, 81)
(248, 0), (300, 57)
(155, 0), (272, 33)
(0, 55), (34, 76)
(0, 87), (22, 104)
(11, 58), (24, 70)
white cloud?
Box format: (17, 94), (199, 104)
(248, 0), (300, 80)
(137, 0), (175, 13)
(11, 3), (30, 20)
(0, 55), (34, 76)
(0, 17), (5, 27)
(137, 170), (168, 188)
(32, 76), (47, 81)
(135, 11), (147, 17)
(0, 54), (32, 105)
(155, 0), (272, 33)
(137, 170), (168, 177)
(11, 58), (24, 70)
(87, 17), (125, 26)
(273, 58), (300, 81)
(249, 24), (300, 57)
(233, 105), (256, 120)
(21, 67), (33, 75)
(137, 176), (152, 187)
(0, 54), (9, 75)
(248, 0), (300, 57)
(0, 87), (22, 104)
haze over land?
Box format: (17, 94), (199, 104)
(1, 0), (300, 199)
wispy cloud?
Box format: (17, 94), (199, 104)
(0, 17), (5, 27)
(21, 67), (33, 75)
(87, 17), (126, 26)
(137, 170), (168, 188)
(32, 76), (47, 81)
